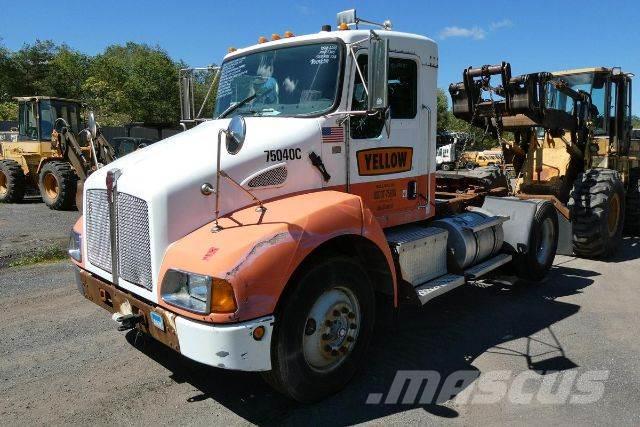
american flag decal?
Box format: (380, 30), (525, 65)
(321, 126), (344, 143)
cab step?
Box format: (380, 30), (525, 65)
(464, 253), (512, 279)
(415, 274), (465, 305)
(413, 253), (513, 305)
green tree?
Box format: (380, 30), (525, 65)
(84, 42), (181, 125)
(44, 45), (90, 99)
(436, 88), (450, 132)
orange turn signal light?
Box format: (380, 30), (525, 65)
(338, 22), (349, 30)
(252, 325), (266, 341)
(211, 278), (237, 313)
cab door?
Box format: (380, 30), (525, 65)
(346, 52), (428, 228)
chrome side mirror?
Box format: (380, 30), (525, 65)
(87, 111), (97, 139)
(367, 31), (389, 111)
(226, 115), (246, 154)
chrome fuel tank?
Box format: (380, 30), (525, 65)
(432, 209), (504, 271)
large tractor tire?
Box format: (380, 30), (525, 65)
(514, 201), (559, 282)
(568, 169), (625, 258)
(624, 168), (640, 236)
(0, 159), (26, 203)
(38, 161), (77, 210)
(262, 256), (375, 402)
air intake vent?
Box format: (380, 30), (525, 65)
(247, 166), (288, 188)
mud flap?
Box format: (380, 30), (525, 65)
(481, 196), (537, 254)
(556, 213), (573, 256)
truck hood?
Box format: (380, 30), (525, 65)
(83, 117), (324, 300)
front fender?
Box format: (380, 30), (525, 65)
(157, 191), (396, 324)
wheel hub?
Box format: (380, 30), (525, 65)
(302, 287), (361, 373)
(43, 172), (59, 200)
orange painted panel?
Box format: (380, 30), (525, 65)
(356, 147), (413, 176)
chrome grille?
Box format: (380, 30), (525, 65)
(85, 189), (152, 290)
(117, 193), (152, 290)
(86, 190), (111, 272)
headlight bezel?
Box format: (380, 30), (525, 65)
(161, 269), (213, 314)
(68, 230), (82, 262)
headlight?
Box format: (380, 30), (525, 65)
(68, 230), (82, 262)
(161, 270), (237, 314)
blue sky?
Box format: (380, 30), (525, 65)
(2, 0), (639, 108)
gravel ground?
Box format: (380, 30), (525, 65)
(1, 238), (639, 425)
(0, 197), (79, 267)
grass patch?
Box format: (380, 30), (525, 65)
(8, 246), (68, 267)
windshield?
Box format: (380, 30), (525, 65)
(40, 100), (81, 140)
(214, 42), (342, 118)
(546, 72), (607, 135)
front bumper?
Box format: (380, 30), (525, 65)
(74, 267), (274, 371)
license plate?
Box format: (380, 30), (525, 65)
(150, 311), (165, 331)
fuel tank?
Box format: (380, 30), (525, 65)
(432, 208), (504, 271)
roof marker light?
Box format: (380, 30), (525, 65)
(284, 31), (294, 38)
(258, 36), (267, 44)
(338, 22), (349, 31)
(271, 33), (281, 41)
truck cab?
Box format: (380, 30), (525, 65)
(69, 10), (558, 402)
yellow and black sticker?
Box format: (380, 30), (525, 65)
(356, 147), (413, 176)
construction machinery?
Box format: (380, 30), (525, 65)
(450, 63), (638, 257)
(0, 96), (115, 210)
(69, 10), (559, 402)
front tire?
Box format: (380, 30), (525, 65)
(262, 257), (375, 402)
(568, 169), (625, 258)
(441, 163), (452, 171)
(38, 161), (77, 210)
(0, 159), (26, 203)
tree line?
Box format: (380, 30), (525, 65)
(0, 40), (182, 125)
(1, 40), (638, 136)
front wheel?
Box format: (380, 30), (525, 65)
(262, 257), (375, 402)
(568, 169), (625, 258)
(38, 161), (77, 210)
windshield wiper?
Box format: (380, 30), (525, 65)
(217, 93), (257, 119)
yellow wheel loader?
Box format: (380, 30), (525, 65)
(0, 96), (115, 210)
(450, 63), (638, 258)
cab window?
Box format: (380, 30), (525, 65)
(350, 55), (418, 139)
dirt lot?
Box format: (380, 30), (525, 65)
(1, 200), (640, 425)
(0, 197), (79, 267)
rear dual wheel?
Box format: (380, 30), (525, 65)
(514, 201), (559, 282)
(262, 257), (375, 402)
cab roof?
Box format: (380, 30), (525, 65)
(553, 67), (614, 76)
(223, 29), (438, 64)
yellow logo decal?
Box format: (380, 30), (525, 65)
(357, 147), (413, 176)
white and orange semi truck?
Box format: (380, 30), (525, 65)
(68, 10), (559, 402)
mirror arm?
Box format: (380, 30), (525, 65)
(350, 46), (369, 97)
